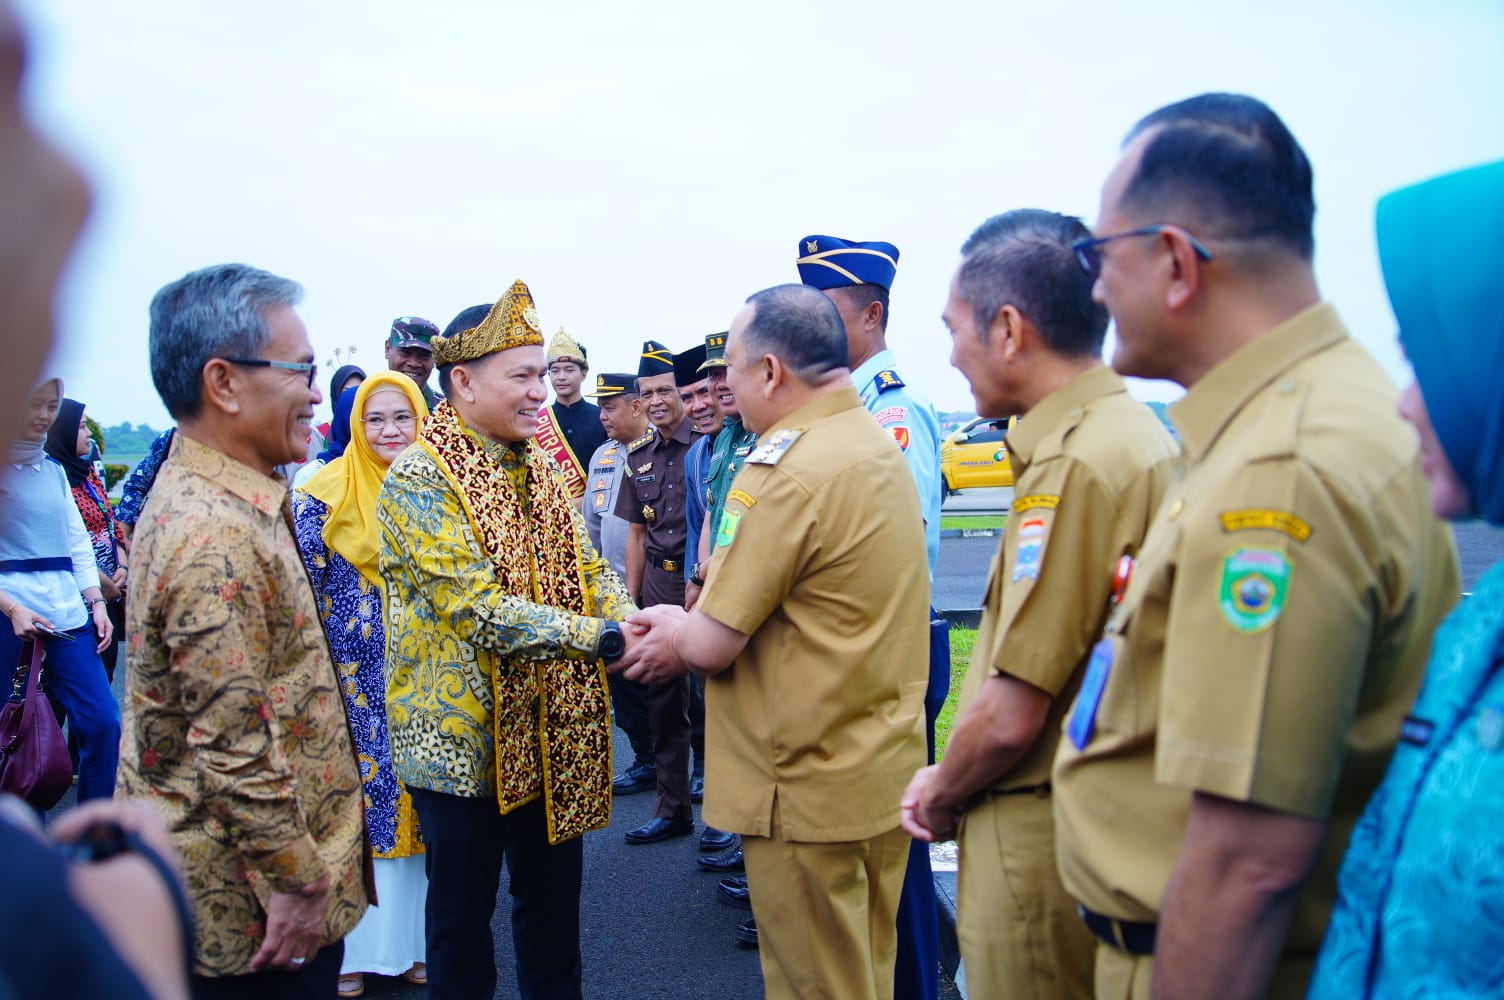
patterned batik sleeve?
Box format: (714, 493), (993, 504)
(379, 456), (607, 661)
(575, 506), (635, 621)
(158, 525), (329, 892)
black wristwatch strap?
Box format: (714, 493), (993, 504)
(597, 621), (626, 664)
(62, 821), (196, 978)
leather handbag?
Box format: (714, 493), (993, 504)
(0, 638), (73, 810)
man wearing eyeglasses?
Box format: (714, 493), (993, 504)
(1050, 93), (1459, 999)
(901, 209), (1177, 1000)
(119, 263), (372, 997)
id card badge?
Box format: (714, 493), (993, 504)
(1066, 637), (1115, 750)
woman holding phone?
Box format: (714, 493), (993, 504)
(0, 377), (118, 803)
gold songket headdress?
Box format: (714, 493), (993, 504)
(431, 279), (543, 365)
(546, 328), (586, 366)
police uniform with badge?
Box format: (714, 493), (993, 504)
(1051, 306), (1461, 998)
(582, 372), (656, 793)
(615, 341), (701, 840)
(697, 383), (928, 1000)
(797, 234), (947, 999)
(952, 366), (1177, 999)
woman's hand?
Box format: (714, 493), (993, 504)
(90, 599), (113, 653)
(4, 599), (52, 639)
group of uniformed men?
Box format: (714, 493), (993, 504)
(526, 90), (1458, 1000)
(107, 85), (1459, 1000)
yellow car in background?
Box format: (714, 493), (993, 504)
(940, 416), (1015, 498)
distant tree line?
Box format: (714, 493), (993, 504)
(96, 421), (165, 457)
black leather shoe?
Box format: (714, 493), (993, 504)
(624, 816), (694, 845)
(689, 775), (705, 803)
(718, 875), (752, 910)
(734, 917), (758, 947)
(699, 826), (736, 852)
(696, 845), (744, 873)
(612, 761), (657, 795)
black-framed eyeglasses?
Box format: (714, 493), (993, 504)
(218, 357), (319, 388)
(1071, 224), (1214, 276)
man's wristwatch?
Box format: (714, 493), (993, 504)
(597, 621), (626, 664)
(689, 563), (706, 588)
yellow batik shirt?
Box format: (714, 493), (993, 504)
(377, 432), (633, 813)
(118, 434), (371, 977)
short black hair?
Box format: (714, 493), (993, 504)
(1122, 93), (1315, 260)
(959, 210), (1107, 358)
(437, 304), (493, 395)
(827, 283), (890, 333)
(741, 284), (848, 382)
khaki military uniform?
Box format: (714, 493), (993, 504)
(955, 366), (1176, 1000)
(1052, 305), (1460, 998)
(697, 385), (928, 1000)
(616, 414), (700, 819)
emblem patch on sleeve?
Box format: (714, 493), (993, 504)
(715, 508), (742, 548)
(1012, 517), (1048, 582)
(1217, 548), (1291, 633)
(891, 426), (911, 451)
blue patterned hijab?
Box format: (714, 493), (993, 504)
(1378, 160), (1504, 525)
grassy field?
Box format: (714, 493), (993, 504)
(939, 514), (1005, 531)
(935, 627), (976, 760)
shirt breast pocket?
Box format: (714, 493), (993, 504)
(633, 478), (663, 504)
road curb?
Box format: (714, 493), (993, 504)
(937, 608), (983, 629)
(939, 527), (999, 539)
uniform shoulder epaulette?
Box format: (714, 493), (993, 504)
(627, 431), (655, 453)
(873, 368), (906, 393)
(745, 428), (805, 466)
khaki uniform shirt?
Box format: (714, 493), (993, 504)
(697, 386), (928, 842)
(119, 435), (370, 977)
(957, 367), (1177, 792)
(615, 415), (698, 566)
(1053, 305), (1460, 959)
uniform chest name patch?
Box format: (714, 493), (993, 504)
(1217, 548), (1291, 633)
(1012, 517), (1047, 582)
(1219, 508), (1312, 542)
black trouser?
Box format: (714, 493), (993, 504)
(607, 670), (653, 764)
(409, 789), (584, 1000)
(190, 942), (343, 1000)
(641, 563), (692, 820)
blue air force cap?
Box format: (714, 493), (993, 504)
(795, 235), (900, 290)
(636, 340), (675, 378)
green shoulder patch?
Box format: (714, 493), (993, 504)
(715, 508), (742, 548)
(1217, 547), (1291, 633)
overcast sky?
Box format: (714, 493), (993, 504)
(17, 0), (1504, 429)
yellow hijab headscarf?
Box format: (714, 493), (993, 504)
(299, 371), (429, 588)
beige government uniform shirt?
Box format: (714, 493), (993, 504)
(697, 385), (928, 843)
(957, 366), (1178, 791)
(1053, 306), (1459, 968)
